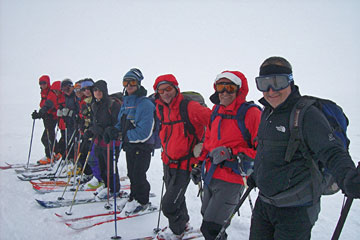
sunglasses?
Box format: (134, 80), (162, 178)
(123, 79), (138, 87)
(93, 87), (101, 92)
(81, 86), (92, 91)
(61, 85), (72, 92)
(157, 85), (174, 94)
(39, 81), (47, 85)
(215, 82), (238, 94)
(255, 74), (293, 92)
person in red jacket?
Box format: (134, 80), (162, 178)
(152, 74), (211, 240)
(31, 75), (59, 164)
(193, 71), (262, 240)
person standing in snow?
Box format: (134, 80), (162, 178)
(248, 56), (360, 240)
(152, 74), (211, 240)
(83, 80), (122, 199)
(191, 71), (261, 240)
(31, 75), (59, 164)
(104, 68), (155, 214)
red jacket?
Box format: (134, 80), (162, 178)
(200, 71), (262, 184)
(154, 75), (211, 171)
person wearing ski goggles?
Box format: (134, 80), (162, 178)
(255, 66), (294, 109)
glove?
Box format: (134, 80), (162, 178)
(89, 126), (104, 136)
(31, 110), (41, 119)
(62, 108), (74, 117)
(193, 143), (203, 158)
(343, 168), (360, 198)
(237, 152), (254, 176)
(190, 164), (202, 185)
(57, 109), (63, 117)
(246, 173), (256, 189)
(104, 127), (121, 144)
(83, 129), (94, 140)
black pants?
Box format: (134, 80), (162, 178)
(125, 147), (151, 205)
(249, 197), (320, 240)
(41, 117), (57, 158)
(95, 144), (120, 192)
(162, 165), (190, 235)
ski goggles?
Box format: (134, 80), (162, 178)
(215, 82), (238, 94)
(157, 85), (174, 94)
(39, 81), (47, 85)
(255, 74), (293, 92)
(81, 86), (92, 91)
(123, 79), (138, 87)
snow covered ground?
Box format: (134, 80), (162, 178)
(0, 0), (359, 239)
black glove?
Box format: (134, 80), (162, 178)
(104, 127), (121, 144)
(89, 126), (104, 136)
(190, 164), (202, 185)
(83, 129), (94, 140)
(343, 168), (360, 198)
(31, 110), (41, 119)
(246, 173), (256, 189)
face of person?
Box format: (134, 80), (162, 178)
(75, 89), (83, 98)
(216, 78), (238, 107)
(263, 85), (291, 108)
(39, 82), (48, 90)
(93, 87), (103, 100)
(62, 85), (74, 96)
(157, 83), (177, 104)
(83, 87), (92, 97)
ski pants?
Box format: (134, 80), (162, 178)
(41, 117), (57, 158)
(200, 178), (245, 240)
(95, 144), (120, 193)
(125, 147), (151, 205)
(249, 197), (320, 240)
(162, 165), (190, 235)
(78, 138), (102, 180)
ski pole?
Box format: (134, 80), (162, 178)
(331, 162), (360, 240)
(65, 139), (95, 215)
(111, 140), (121, 239)
(50, 126), (59, 167)
(153, 177), (165, 234)
(26, 119), (36, 169)
(215, 186), (254, 240)
(105, 143), (112, 209)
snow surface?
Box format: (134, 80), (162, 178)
(0, 0), (359, 239)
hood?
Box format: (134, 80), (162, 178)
(51, 81), (62, 91)
(210, 70), (249, 105)
(93, 80), (109, 97)
(153, 74), (179, 99)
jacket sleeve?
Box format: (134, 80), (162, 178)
(187, 101), (212, 139)
(303, 106), (356, 189)
(126, 98), (155, 143)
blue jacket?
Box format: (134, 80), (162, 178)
(115, 86), (155, 146)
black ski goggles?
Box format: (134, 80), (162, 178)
(255, 74), (293, 92)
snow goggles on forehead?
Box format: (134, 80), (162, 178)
(255, 74), (293, 92)
(215, 82), (238, 94)
(157, 85), (174, 94)
(123, 79), (138, 87)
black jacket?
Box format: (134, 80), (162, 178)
(254, 86), (355, 206)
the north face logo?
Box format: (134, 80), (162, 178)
(276, 125), (286, 133)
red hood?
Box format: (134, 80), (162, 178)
(153, 74), (179, 91)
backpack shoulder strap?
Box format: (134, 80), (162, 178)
(285, 96), (317, 162)
(179, 99), (199, 141)
(236, 101), (262, 148)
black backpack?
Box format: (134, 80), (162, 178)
(285, 96), (350, 196)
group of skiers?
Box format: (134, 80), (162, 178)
(32, 56), (360, 240)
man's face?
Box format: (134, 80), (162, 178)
(62, 85), (74, 96)
(39, 82), (48, 90)
(263, 86), (291, 108)
(158, 83), (177, 104)
(216, 78), (237, 107)
(83, 87), (92, 97)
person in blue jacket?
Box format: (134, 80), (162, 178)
(104, 68), (155, 215)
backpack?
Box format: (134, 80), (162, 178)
(210, 101), (262, 148)
(285, 95), (350, 196)
(108, 92), (123, 114)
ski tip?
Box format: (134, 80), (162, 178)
(35, 199), (47, 208)
(54, 213), (63, 218)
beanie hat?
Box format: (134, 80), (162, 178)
(61, 79), (73, 89)
(123, 68), (144, 82)
(259, 56), (292, 76)
(93, 80), (108, 96)
(80, 79), (94, 89)
(214, 71), (243, 87)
